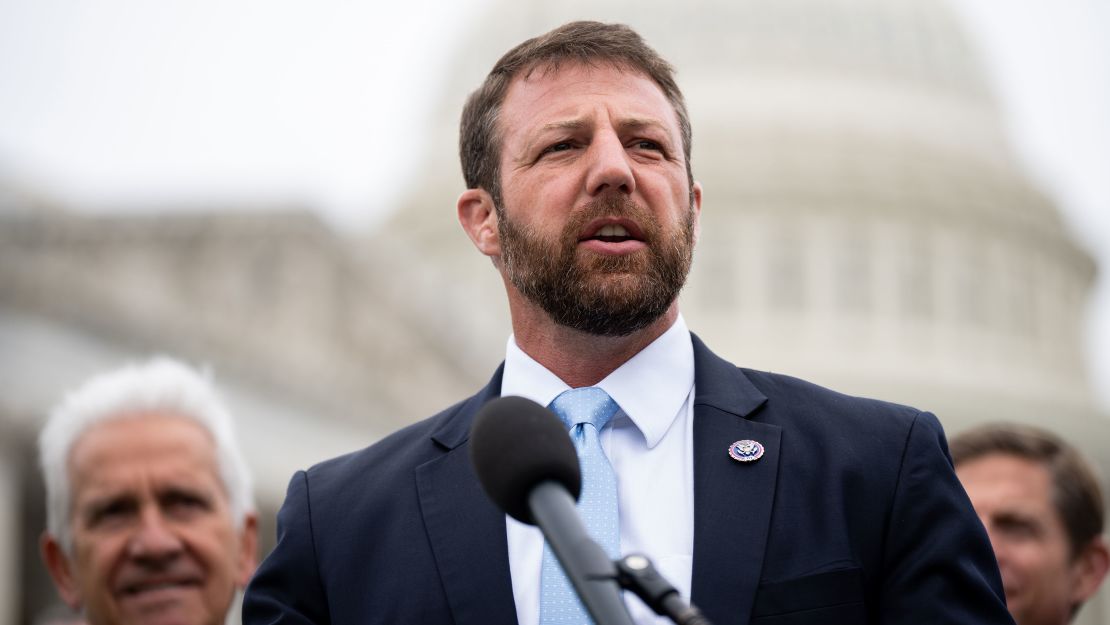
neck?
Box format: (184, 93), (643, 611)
(510, 300), (679, 388)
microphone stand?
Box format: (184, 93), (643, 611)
(615, 554), (712, 625)
(530, 482), (635, 625)
(530, 482), (713, 625)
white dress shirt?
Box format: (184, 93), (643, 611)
(502, 315), (696, 625)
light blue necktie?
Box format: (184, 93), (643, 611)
(539, 387), (621, 625)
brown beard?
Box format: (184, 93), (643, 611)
(497, 193), (695, 337)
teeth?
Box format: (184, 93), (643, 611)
(597, 224), (630, 237)
(126, 581), (187, 594)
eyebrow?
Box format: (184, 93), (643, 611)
(518, 116), (672, 161)
(991, 510), (1040, 527)
(536, 116), (667, 135)
(615, 117), (669, 134)
(518, 119), (589, 157)
(538, 118), (588, 134)
(80, 493), (137, 524)
(159, 484), (214, 505)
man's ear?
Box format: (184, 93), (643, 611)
(41, 531), (82, 610)
(457, 188), (501, 258)
(235, 512), (260, 588)
(1070, 536), (1110, 606)
(691, 180), (703, 245)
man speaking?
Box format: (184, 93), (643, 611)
(244, 21), (1013, 625)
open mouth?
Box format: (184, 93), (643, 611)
(119, 578), (201, 597)
(591, 224), (635, 243)
(580, 220), (646, 246)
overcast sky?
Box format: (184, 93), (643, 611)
(1, 0), (1108, 407)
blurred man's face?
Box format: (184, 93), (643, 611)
(957, 453), (1085, 625)
(42, 415), (257, 625)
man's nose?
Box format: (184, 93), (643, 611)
(127, 508), (184, 562)
(585, 132), (635, 196)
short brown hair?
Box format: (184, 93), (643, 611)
(459, 21), (693, 208)
(951, 423), (1105, 557)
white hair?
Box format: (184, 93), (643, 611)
(39, 357), (255, 553)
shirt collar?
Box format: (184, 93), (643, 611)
(501, 315), (694, 449)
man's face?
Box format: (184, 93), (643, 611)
(42, 415), (257, 625)
(491, 62), (701, 336)
(956, 453), (1086, 625)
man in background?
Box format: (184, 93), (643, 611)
(38, 357), (258, 625)
(953, 423), (1108, 625)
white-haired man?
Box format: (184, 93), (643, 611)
(38, 357), (258, 625)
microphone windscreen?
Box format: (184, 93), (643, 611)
(469, 395), (581, 524)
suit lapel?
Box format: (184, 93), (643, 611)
(415, 368), (520, 625)
(688, 335), (780, 625)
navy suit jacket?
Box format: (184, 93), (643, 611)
(244, 335), (1013, 625)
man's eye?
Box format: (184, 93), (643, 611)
(543, 142), (574, 155)
(87, 500), (135, 527)
(163, 492), (211, 517)
(994, 517), (1040, 540)
(635, 140), (662, 151)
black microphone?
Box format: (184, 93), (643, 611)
(470, 395), (634, 625)
(469, 395), (580, 523)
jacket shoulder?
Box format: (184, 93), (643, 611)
(305, 395), (475, 489)
(738, 368), (933, 434)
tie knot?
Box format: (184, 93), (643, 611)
(549, 387), (619, 431)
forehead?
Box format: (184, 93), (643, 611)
(68, 414), (223, 498)
(957, 453), (1055, 506)
(498, 62), (680, 142)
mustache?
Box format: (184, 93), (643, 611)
(562, 193), (657, 246)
